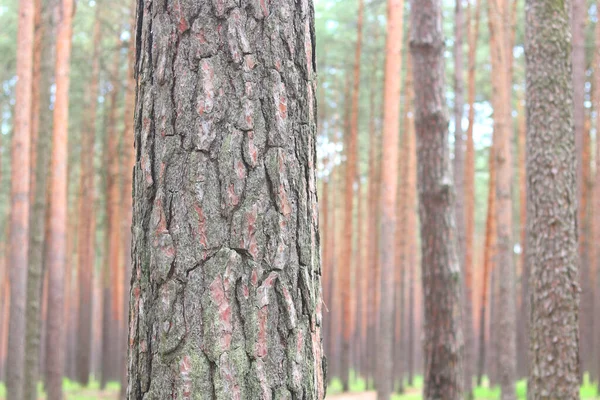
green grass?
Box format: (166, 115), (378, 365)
(0, 378), (120, 400)
(328, 374), (600, 399)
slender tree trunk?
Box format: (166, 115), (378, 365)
(127, 1), (325, 398)
(377, 0), (404, 398)
(477, 126), (497, 387)
(341, 0), (364, 389)
(24, 0), (57, 396)
(516, 95), (528, 378)
(74, 10), (101, 386)
(0, 259), (9, 382)
(464, 0), (480, 392)
(366, 28), (381, 388)
(488, 0), (517, 395)
(410, 0), (464, 396)
(45, 0), (73, 396)
(594, 11), (600, 383)
(101, 50), (122, 389)
(525, 0), (580, 393)
(6, 0), (34, 396)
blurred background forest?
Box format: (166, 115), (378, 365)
(0, 0), (599, 398)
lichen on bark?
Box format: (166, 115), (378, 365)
(127, 1), (325, 399)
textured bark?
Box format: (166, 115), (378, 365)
(341, 0), (363, 389)
(377, 0), (404, 398)
(24, 0), (57, 397)
(45, 0), (74, 396)
(525, 0), (580, 394)
(464, 0), (480, 392)
(6, 0), (34, 397)
(476, 148), (495, 386)
(488, 0), (517, 395)
(127, 1), (325, 398)
(410, 0), (464, 397)
(74, 10), (101, 386)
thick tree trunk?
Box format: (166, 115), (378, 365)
(341, 0), (363, 389)
(24, 0), (57, 396)
(410, 0), (464, 397)
(6, 0), (34, 397)
(488, 0), (517, 396)
(45, 0), (74, 397)
(525, 0), (580, 394)
(74, 10), (101, 386)
(377, 0), (404, 398)
(126, 1), (325, 398)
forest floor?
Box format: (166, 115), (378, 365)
(0, 376), (598, 399)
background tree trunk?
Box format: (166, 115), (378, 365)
(488, 0), (517, 396)
(6, 0), (35, 396)
(126, 1), (325, 398)
(45, 0), (74, 397)
(525, 0), (580, 393)
(410, 0), (464, 396)
(376, 0), (404, 398)
(341, 0), (363, 389)
(24, 0), (57, 396)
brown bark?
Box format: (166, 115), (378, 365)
(24, 0), (57, 396)
(488, 0), (517, 395)
(525, 0), (580, 393)
(74, 9), (101, 386)
(454, 0), (473, 394)
(594, 8), (600, 383)
(366, 25), (381, 389)
(127, 1), (325, 398)
(410, 0), (464, 396)
(6, 0), (35, 396)
(404, 63), (418, 389)
(101, 50), (122, 389)
(464, 0), (480, 391)
(341, 0), (363, 389)
(476, 143), (496, 385)
(377, 0), (404, 398)
(44, 0), (74, 396)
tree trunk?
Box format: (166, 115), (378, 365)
(341, 0), (364, 389)
(24, 0), (57, 396)
(126, 1), (325, 398)
(74, 9), (101, 386)
(525, 0), (580, 393)
(464, 0), (480, 392)
(44, 0), (74, 396)
(594, 8), (600, 383)
(410, 0), (464, 396)
(6, 0), (35, 396)
(516, 95), (528, 378)
(476, 146), (495, 386)
(488, 0), (517, 396)
(377, 0), (404, 398)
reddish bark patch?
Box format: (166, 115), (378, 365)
(179, 355), (192, 399)
(256, 306), (268, 358)
(194, 204), (209, 249)
(210, 277), (233, 351)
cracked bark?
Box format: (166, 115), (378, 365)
(410, 0), (464, 396)
(126, 1), (324, 398)
(526, 0), (580, 395)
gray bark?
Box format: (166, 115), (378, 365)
(126, 1), (325, 399)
